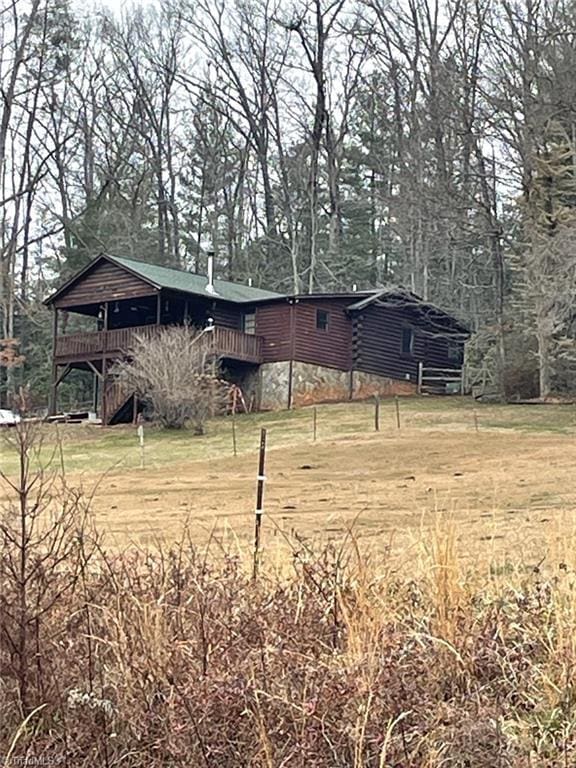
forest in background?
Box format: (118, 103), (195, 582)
(2, 0), (576, 405)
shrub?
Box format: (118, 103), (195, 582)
(113, 325), (227, 432)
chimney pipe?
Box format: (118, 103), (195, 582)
(206, 249), (216, 294)
(248, 277), (253, 287)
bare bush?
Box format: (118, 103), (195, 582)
(113, 326), (227, 432)
(0, 393), (99, 717)
(3, 527), (576, 766)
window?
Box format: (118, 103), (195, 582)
(401, 326), (414, 356)
(316, 309), (329, 331)
(448, 341), (463, 364)
(243, 312), (256, 335)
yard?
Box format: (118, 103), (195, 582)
(5, 396), (576, 766)
(3, 396), (576, 573)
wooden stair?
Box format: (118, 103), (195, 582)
(104, 379), (134, 425)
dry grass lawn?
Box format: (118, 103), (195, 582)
(2, 396), (574, 572)
(6, 397), (576, 766)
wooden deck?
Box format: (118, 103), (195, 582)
(54, 325), (264, 364)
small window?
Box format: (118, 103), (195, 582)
(448, 341), (463, 364)
(243, 313), (256, 335)
(401, 327), (414, 356)
(316, 309), (329, 330)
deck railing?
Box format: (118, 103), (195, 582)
(55, 325), (263, 364)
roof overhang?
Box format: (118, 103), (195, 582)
(249, 290), (377, 306)
(346, 288), (470, 338)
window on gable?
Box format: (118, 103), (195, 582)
(401, 326), (414, 356)
(316, 309), (329, 331)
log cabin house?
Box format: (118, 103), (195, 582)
(44, 253), (469, 424)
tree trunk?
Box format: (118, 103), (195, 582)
(536, 328), (552, 399)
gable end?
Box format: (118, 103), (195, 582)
(50, 256), (159, 309)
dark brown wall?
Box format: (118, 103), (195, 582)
(255, 302), (292, 362)
(354, 304), (463, 382)
(211, 301), (243, 330)
(354, 305), (424, 383)
(423, 335), (462, 369)
(293, 298), (352, 370)
(255, 298), (353, 369)
(54, 260), (157, 309)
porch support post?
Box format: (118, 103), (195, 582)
(101, 356), (108, 426)
(92, 371), (99, 414)
(156, 292), (161, 325)
(86, 360), (102, 415)
(49, 365), (58, 417)
(48, 308), (59, 416)
(101, 301), (110, 425)
(287, 299), (295, 410)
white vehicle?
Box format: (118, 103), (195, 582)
(0, 409), (21, 426)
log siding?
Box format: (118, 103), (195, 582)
(353, 304), (464, 382)
(353, 305), (423, 383)
(293, 299), (352, 370)
(255, 302), (292, 362)
(54, 260), (157, 309)
(211, 301), (243, 330)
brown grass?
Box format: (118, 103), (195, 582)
(0, 397), (573, 570)
(2, 529), (576, 766)
(84, 425), (576, 576)
(2, 398), (576, 766)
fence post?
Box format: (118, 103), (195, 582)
(417, 361), (423, 394)
(253, 428), (267, 579)
(395, 395), (401, 430)
(137, 423), (145, 468)
(374, 395), (380, 432)
(231, 410), (238, 456)
(461, 343), (468, 397)
(313, 406), (317, 442)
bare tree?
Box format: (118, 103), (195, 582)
(113, 326), (227, 431)
(0, 393), (98, 713)
(0, 0), (75, 398)
(283, 0), (348, 291)
(100, 5), (188, 265)
(179, 0), (288, 263)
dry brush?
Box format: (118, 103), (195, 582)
(1, 418), (576, 765)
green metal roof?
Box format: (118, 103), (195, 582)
(108, 254), (284, 303)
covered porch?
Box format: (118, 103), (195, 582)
(50, 324), (264, 425)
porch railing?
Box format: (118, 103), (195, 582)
(54, 325), (263, 364)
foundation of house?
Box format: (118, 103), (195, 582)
(258, 361), (417, 410)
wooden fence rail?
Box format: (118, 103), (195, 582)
(417, 363), (465, 395)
